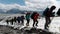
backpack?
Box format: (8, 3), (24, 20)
(31, 12), (38, 19)
(33, 13), (39, 19)
(43, 8), (49, 16)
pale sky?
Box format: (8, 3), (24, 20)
(0, 0), (59, 12)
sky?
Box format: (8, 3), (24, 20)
(0, 0), (60, 12)
(0, 0), (25, 5)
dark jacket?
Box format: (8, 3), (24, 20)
(17, 16), (21, 21)
(20, 16), (25, 20)
(43, 6), (56, 17)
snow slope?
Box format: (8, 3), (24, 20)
(0, 15), (60, 33)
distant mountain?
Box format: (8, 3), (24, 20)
(0, 8), (43, 16)
(6, 8), (26, 14)
(0, 9), (5, 14)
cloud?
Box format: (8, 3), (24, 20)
(0, 0), (59, 12)
(0, 3), (42, 12)
(0, 3), (26, 12)
(25, 0), (59, 11)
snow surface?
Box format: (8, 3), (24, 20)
(0, 15), (60, 33)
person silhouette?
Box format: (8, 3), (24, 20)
(43, 6), (56, 30)
(25, 12), (31, 26)
(31, 12), (39, 27)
